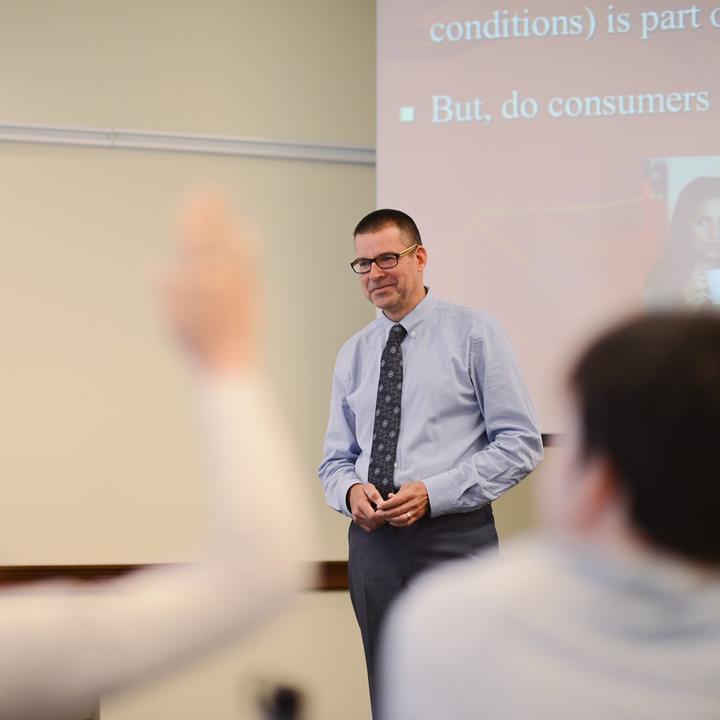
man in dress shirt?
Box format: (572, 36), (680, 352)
(318, 209), (542, 715)
(381, 311), (720, 720)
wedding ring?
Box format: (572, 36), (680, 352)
(406, 511), (412, 520)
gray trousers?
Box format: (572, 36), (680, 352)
(348, 504), (498, 718)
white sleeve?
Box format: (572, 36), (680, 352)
(0, 372), (311, 720)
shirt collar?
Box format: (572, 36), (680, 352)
(378, 287), (436, 339)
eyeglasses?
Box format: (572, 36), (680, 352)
(350, 244), (418, 274)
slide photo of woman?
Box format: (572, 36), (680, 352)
(645, 158), (720, 307)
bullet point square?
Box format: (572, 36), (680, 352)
(399, 106), (416, 123)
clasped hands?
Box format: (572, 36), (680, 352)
(348, 481), (429, 532)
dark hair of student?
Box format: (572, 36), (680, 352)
(570, 311), (720, 564)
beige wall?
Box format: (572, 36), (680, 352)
(0, 2), (547, 718)
(0, 3), (377, 717)
(0, 144), (374, 564)
(0, 0), (374, 145)
(0, 0), (377, 565)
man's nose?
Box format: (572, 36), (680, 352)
(369, 261), (386, 279)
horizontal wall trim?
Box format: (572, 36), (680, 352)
(0, 561), (348, 592)
(0, 122), (376, 166)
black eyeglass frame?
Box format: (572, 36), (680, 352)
(350, 244), (419, 274)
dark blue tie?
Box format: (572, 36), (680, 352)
(368, 324), (407, 500)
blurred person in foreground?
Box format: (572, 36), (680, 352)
(0, 192), (311, 720)
(381, 311), (720, 720)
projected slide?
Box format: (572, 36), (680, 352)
(377, 1), (720, 430)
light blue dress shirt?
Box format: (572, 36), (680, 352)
(319, 289), (543, 517)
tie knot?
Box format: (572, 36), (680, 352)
(388, 324), (407, 343)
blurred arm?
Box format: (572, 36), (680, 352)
(0, 192), (312, 719)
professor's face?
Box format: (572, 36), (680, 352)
(353, 224), (426, 321)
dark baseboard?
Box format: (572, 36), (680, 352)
(0, 561), (348, 591)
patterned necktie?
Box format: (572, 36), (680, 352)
(368, 323), (407, 500)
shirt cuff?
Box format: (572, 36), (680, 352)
(336, 475), (363, 517)
(421, 468), (463, 517)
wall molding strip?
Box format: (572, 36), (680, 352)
(0, 122), (376, 166)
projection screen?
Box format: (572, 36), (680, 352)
(377, 0), (720, 430)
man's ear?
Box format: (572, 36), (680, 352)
(416, 245), (428, 271)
